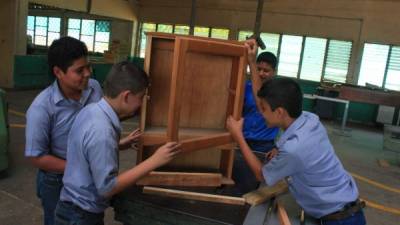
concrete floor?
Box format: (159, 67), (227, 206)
(0, 89), (400, 225)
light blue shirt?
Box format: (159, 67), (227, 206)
(25, 79), (103, 160)
(60, 98), (120, 213)
(262, 112), (358, 218)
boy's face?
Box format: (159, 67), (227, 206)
(54, 57), (92, 92)
(259, 99), (280, 128)
(257, 62), (275, 81)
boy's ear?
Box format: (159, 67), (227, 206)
(275, 107), (287, 118)
(53, 66), (64, 79)
(120, 90), (131, 103)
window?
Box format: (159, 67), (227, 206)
(386, 46), (400, 91)
(323, 40), (352, 83)
(157, 24), (173, 33)
(174, 25), (189, 35)
(260, 33), (280, 56)
(138, 22), (231, 57)
(300, 37), (327, 81)
(139, 23), (156, 58)
(238, 31), (252, 41)
(278, 35), (303, 78)
(210, 28), (229, 40)
(358, 43), (400, 91)
(194, 26), (210, 37)
(67, 18), (111, 53)
(27, 16), (61, 46)
(238, 31), (280, 55)
(358, 43), (389, 87)
(237, 30), (353, 82)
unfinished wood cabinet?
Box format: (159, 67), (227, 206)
(137, 32), (247, 187)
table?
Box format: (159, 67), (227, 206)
(303, 94), (350, 136)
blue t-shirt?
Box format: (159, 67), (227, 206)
(262, 112), (359, 218)
(242, 81), (279, 143)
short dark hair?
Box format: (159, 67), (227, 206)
(257, 78), (303, 118)
(256, 52), (277, 70)
(48, 36), (88, 75)
(104, 61), (149, 98)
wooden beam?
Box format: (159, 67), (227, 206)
(277, 202), (292, 225)
(180, 133), (233, 153)
(243, 180), (288, 206)
(141, 134), (167, 146)
(143, 186), (246, 205)
(137, 172), (222, 187)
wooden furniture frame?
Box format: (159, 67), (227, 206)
(136, 33), (247, 186)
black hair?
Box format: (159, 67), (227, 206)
(256, 52), (277, 70)
(48, 36), (88, 75)
(103, 61), (149, 98)
(257, 77), (303, 118)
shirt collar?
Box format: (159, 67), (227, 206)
(52, 80), (93, 105)
(97, 98), (121, 135)
(276, 112), (307, 148)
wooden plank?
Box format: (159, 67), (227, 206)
(141, 134), (167, 146)
(167, 38), (188, 141)
(180, 133), (233, 153)
(137, 172), (222, 186)
(277, 202), (292, 225)
(233, 55), (247, 120)
(143, 186), (246, 205)
(220, 147), (235, 179)
(243, 180), (288, 206)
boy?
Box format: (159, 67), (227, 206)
(25, 37), (103, 225)
(54, 61), (181, 225)
(226, 41), (366, 224)
(233, 51), (280, 195)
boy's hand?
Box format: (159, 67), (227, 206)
(119, 128), (142, 150)
(151, 142), (181, 167)
(265, 148), (278, 161)
(244, 39), (258, 65)
(226, 116), (244, 141)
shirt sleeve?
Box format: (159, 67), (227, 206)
(25, 104), (51, 157)
(84, 127), (118, 197)
(262, 147), (303, 186)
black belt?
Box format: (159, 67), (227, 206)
(320, 199), (365, 221)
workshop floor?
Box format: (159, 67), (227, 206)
(0, 89), (399, 225)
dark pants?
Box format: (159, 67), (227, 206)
(320, 210), (366, 225)
(37, 170), (63, 225)
(54, 201), (104, 225)
(232, 140), (275, 195)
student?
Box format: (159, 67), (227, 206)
(25, 37), (103, 225)
(25, 37), (140, 225)
(233, 51), (280, 195)
(226, 40), (366, 225)
(54, 61), (181, 225)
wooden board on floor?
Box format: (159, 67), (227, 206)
(143, 186), (246, 205)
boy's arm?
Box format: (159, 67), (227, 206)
(29, 156), (65, 173)
(245, 39), (263, 110)
(226, 116), (264, 182)
(25, 105), (66, 173)
(105, 142), (181, 198)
